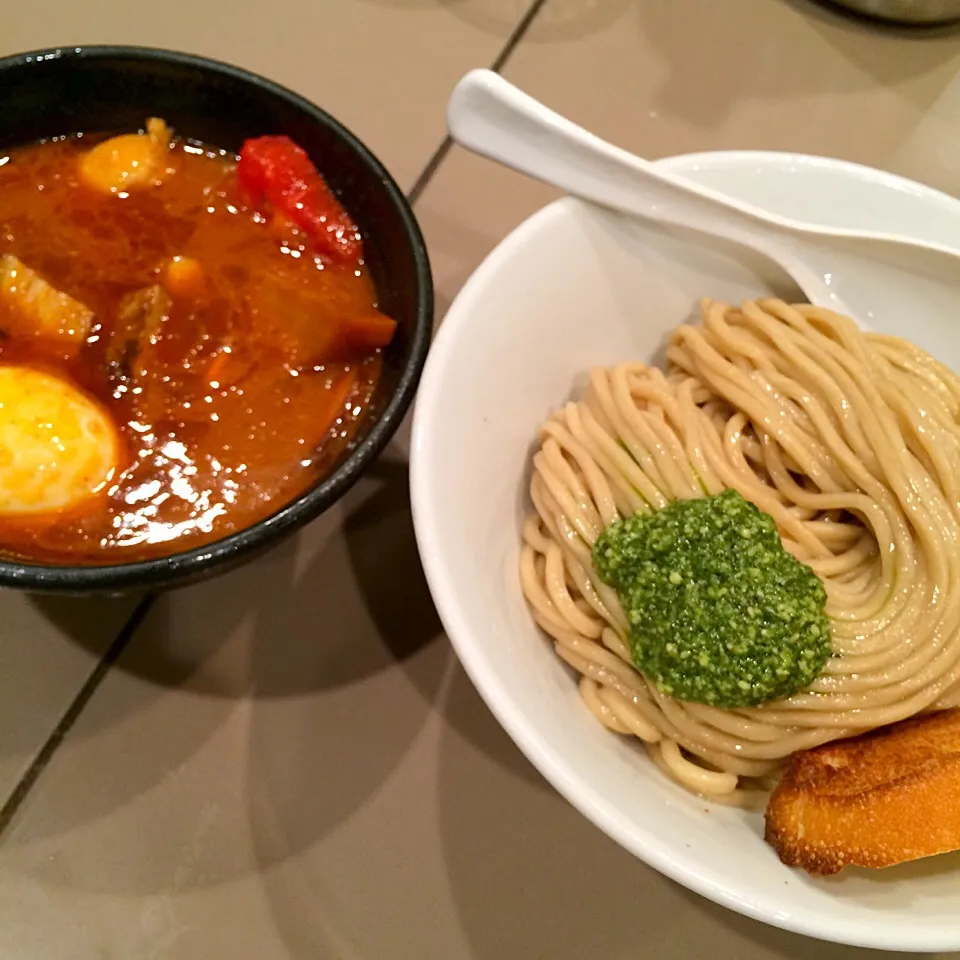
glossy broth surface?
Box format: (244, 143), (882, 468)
(0, 132), (384, 563)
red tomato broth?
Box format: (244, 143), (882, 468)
(0, 130), (389, 563)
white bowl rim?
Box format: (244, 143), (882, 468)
(410, 150), (960, 953)
(658, 148), (960, 207)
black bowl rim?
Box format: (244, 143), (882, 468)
(0, 44), (433, 592)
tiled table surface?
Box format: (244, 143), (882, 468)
(2, 1), (960, 957)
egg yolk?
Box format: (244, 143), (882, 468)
(0, 366), (119, 516)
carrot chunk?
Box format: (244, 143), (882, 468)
(164, 256), (204, 299)
(339, 310), (397, 352)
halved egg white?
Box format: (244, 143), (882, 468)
(0, 366), (119, 516)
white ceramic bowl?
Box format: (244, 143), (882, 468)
(410, 152), (960, 952)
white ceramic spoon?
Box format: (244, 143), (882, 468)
(447, 69), (960, 343)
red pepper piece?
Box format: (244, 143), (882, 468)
(238, 136), (363, 264)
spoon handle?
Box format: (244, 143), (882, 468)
(448, 69), (801, 260)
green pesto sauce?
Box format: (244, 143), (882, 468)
(592, 489), (831, 708)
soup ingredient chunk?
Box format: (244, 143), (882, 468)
(592, 489), (831, 708)
(163, 255), (204, 299)
(80, 117), (172, 194)
(0, 254), (93, 347)
(106, 284), (172, 387)
(766, 709), (960, 875)
(238, 136), (362, 264)
(0, 366), (118, 515)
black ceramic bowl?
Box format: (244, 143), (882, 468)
(0, 45), (433, 593)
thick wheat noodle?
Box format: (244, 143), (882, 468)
(520, 298), (960, 799)
(596, 683), (662, 742)
(579, 677), (632, 735)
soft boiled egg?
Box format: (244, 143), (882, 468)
(0, 366), (119, 515)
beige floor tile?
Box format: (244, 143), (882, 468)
(0, 485), (911, 958)
(5, 2), (960, 958)
(0, 0), (530, 893)
(1, 0), (516, 816)
(0, 592), (142, 807)
(2, 0), (528, 192)
(498, 0), (960, 195)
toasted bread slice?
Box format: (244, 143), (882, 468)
(765, 709), (960, 875)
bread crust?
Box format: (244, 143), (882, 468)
(764, 709), (960, 875)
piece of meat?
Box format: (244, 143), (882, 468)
(106, 284), (172, 385)
(107, 285), (224, 428)
(765, 709), (960, 875)
(0, 254), (94, 348)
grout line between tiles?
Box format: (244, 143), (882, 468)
(407, 138), (453, 208)
(0, 0), (549, 838)
(0, 593), (156, 837)
(488, 0), (549, 73)
(407, 0), (548, 206)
